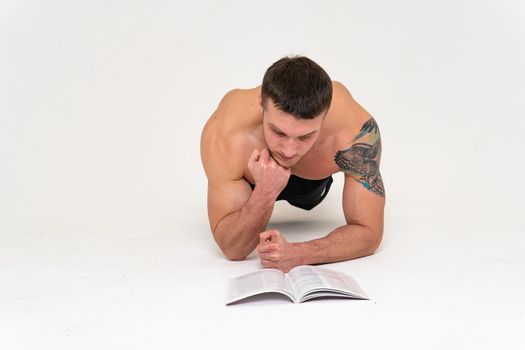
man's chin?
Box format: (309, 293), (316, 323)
(269, 150), (297, 168)
(275, 156), (296, 168)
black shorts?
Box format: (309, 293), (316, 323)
(249, 175), (333, 210)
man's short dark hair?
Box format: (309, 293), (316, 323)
(261, 56), (333, 119)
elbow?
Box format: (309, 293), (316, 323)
(367, 241), (381, 256)
(366, 228), (383, 256)
(212, 224), (250, 261)
(215, 235), (249, 261)
(223, 248), (248, 261)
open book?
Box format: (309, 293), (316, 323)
(226, 265), (369, 305)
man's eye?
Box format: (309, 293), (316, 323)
(299, 136), (311, 141)
(275, 131), (286, 137)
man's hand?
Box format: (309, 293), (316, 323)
(256, 230), (302, 272)
(247, 148), (290, 199)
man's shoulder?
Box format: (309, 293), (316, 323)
(204, 86), (260, 130)
(202, 85), (261, 140)
(201, 87), (262, 182)
(331, 80), (355, 104)
(215, 86), (260, 116)
(327, 82), (376, 150)
(201, 126), (249, 183)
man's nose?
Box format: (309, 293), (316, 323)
(281, 139), (298, 157)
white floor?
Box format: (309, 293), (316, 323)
(1, 1), (524, 349)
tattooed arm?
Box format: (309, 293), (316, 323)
(335, 117), (385, 196)
(291, 118), (386, 266)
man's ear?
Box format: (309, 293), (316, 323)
(259, 95), (263, 109)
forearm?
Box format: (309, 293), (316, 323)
(293, 224), (383, 265)
(214, 188), (277, 260)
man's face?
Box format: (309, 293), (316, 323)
(261, 98), (325, 168)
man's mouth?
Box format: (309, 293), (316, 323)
(277, 153), (295, 161)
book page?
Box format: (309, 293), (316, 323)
(226, 269), (293, 305)
(287, 266), (368, 300)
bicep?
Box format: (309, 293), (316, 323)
(201, 102), (251, 232)
(335, 117), (385, 197)
(337, 117), (385, 231)
(342, 174), (385, 233)
(207, 178), (252, 233)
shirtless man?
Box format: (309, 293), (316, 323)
(200, 56), (385, 272)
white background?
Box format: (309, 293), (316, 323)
(1, 0), (524, 349)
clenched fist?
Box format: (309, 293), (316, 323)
(257, 230), (302, 273)
(247, 148), (291, 199)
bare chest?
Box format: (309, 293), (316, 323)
(290, 143), (340, 179)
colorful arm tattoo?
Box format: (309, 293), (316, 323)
(334, 118), (385, 197)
